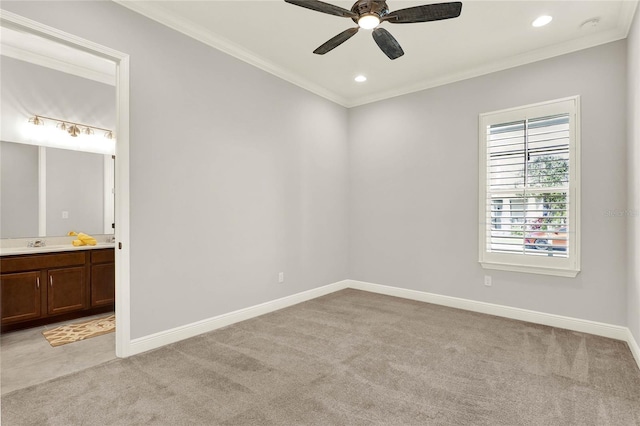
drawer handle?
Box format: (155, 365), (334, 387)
(50, 276), (53, 287)
(36, 276), (40, 289)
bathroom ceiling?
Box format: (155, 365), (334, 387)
(0, 26), (116, 86)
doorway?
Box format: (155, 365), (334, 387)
(0, 11), (131, 361)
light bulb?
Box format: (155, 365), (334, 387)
(354, 75), (367, 83)
(68, 124), (81, 137)
(358, 14), (380, 30)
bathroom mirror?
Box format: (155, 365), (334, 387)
(0, 141), (115, 239)
(1, 34), (116, 240)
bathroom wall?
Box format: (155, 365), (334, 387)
(0, 141), (39, 238)
(0, 56), (115, 237)
(0, 56), (115, 153)
(348, 41), (628, 326)
(1, 1), (350, 339)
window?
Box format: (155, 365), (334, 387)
(478, 97), (580, 277)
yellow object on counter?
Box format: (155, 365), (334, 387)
(72, 239), (85, 246)
(77, 233), (97, 246)
(68, 231), (78, 236)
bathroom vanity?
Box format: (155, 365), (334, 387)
(0, 246), (115, 332)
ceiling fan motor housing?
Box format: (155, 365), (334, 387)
(351, 0), (389, 24)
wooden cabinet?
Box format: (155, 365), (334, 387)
(0, 271), (42, 323)
(0, 248), (114, 332)
(48, 267), (87, 315)
(91, 249), (115, 307)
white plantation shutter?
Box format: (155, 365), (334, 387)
(479, 97), (580, 277)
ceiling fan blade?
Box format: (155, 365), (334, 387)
(313, 27), (359, 55)
(382, 2), (462, 24)
(372, 27), (404, 60)
(284, 0), (357, 18)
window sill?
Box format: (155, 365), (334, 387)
(480, 261), (580, 277)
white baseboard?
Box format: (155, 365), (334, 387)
(628, 329), (640, 371)
(129, 280), (349, 356)
(345, 279), (630, 342)
(127, 277), (640, 372)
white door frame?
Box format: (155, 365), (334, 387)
(0, 10), (132, 357)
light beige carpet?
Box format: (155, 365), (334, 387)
(4, 290), (640, 425)
(42, 315), (115, 347)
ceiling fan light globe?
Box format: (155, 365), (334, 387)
(358, 14), (380, 30)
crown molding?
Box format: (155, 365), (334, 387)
(113, 0), (349, 107)
(113, 0), (638, 109)
(346, 25), (629, 107)
(1, 9), (123, 85)
(619, 0), (639, 36)
(1, 43), (115, 86)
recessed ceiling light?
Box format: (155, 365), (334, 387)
(354, 75), (367, 83)
(532, 15), (553, 28)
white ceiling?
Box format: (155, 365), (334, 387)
(116, 0), (638, 107)
(5, 1), (637, 107)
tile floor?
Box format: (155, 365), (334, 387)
(1, 313), (116, 395)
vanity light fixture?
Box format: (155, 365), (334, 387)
(28, 115), (114, 140)
(28, 115), (44, 126)
(68, 124), (81, 138)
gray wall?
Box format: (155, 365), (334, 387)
(349, 41), (628, 326)
(46, 148), (104, 236)
(628, 11), (640, 345)
(2, 1), (350, 339)
(0, 141), (39, 238)
(3, 2), (632, 340)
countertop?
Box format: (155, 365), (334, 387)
(0, 242), (115, 257)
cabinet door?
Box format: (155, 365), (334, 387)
(91, 263), (115, 307)
(47, 267), (87, 315)
(1, 272), (42, 324)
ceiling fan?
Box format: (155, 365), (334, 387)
(284, 0), (462, 60)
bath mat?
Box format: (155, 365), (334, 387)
(42, 315), (115, 347)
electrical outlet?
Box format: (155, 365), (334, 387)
(484, 275), (492, 287)
(278, 272), (284, 283)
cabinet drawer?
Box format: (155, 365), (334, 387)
(1, 252), (86, 274)
(91, 249), (114, 264)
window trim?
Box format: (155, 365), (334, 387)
(478, 96), (581, 277)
